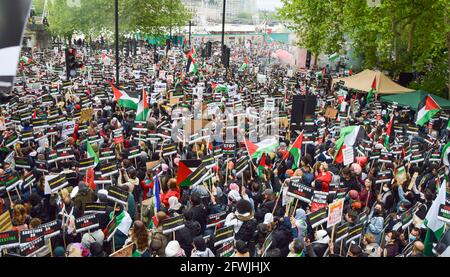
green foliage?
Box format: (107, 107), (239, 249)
(45, 0), (191, 39)
(278, 0), (450, 95)
(409, 53), (449, 98)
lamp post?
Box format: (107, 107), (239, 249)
(115, 0), (120, 86)
(221, 0), (226, 51)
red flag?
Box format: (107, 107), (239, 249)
(73, 123), (79, 142)
(84, 168), (96, 190)
(32, 110), (37, 119)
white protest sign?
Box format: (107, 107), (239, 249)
(133, 70), (141, 79)
(61, 121), (76, 138)
(264, 98), (276, 112)
(343, 147), (354, 166)
(257, 74), (267, 84)
(327, 198), (344, 228)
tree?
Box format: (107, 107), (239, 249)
(45, 0), (191, 42)
(278, 0), (449, 97)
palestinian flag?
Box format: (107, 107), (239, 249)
(416, 96), (440, 126)
(334, 126), (365, 164)
(177, 161), (193, 187)
(283, 131), (303, 169)
(111, 83), (138, 110)
(328, 53), (339, 62)
(366, 77), (376, 103)
(244, 137), (279, 160)
(442, 142), (450, 166)
(186, 48), (197, 74)
(423, 180), (446, 256)
(135, 88), (149, 122)
(384, 114), (394, 148)
(447, 120), (450, 131)
(20, 56), (32, 64)
(240, 57), (249, 71)
(211, 83), (229, 93)
(257, 153), (269, 177)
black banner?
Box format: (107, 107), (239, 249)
(39, 220), (61, 239)
(19, 228), (44, 245)
(287, 177), (313, 203)
(0, 230), (20, 250)
(206, 212), (227, 228)
(75, 214), (100, 233)
(20, 236), (45, 257)
(161, 215), (185, 234)
(107, 186), (129, 206)
(85, 202), (108, 214)
(307, 207), (327, 229)
(214, 225), (235, 247)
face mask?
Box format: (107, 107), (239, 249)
(382, 187), (389, 192)
(398, 207), (405, 212)
(409, 235), (416, 243)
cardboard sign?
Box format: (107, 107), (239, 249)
(75, 214), (100, 233)
(39, 220), (61, 239)
(206, 212), (227, 228)
(80, 108), (94, 123)
(438, 204), (450, 224)
(324, 107), (338, 119)
(214, 225), (235, 247)
(264, 98), (276, 112)
(287, 177), (313, 203)
(343, 147), (354, 166)
(161, 215), (185, 234)
(327, 199), (344, 228)
(107, 186), (129, 206)
(0, 230), (20, 250)
(20, 236), (45, 257)
(109, 242), (134, 257)
(114, 136), (124, 145)
(146, 160), (161, 171)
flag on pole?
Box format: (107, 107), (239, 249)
(442, 142), (450, 166)
(384, 114), (394, 148)
(135, 88), (150, 122)
(111, 83), (139, 110)
(244, 137), (279, 160)
(185, 48), (197, 74)
(282, 131), (303, 169)
(177, 161), (193, 187)
(20, 56), (32, 64)
(366, 77), (376, 103)
(257, 153), (269, 177)
(153, 175), (161, 216)
(423, 180), (447, 256)
(87, 142), (99, 167)
(334, 126), (365, 164)
(416, 96), (441, 126)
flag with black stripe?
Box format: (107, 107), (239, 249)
(334, 222), (349, 243)
(4, 132), (19, 147)
(57, 147), (75, 161)
(202, 154), (215, 169)
(214, 225), (235, 247)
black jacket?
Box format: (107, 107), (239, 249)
(189, 204), (208, 234)
(235, 218), (257, 243)
(176, 222), (196, 257)
(269, 226), (293, 257)
(255, 200), (275, 223)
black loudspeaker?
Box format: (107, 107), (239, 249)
(206, 41), (212, 57)
(305, 51), (312, 69)
(398, 72), (414, 87)
(223, 47), (231, 67)
(290, 95), (317, 131)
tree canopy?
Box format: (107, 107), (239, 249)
(34, 0), (191, 39)
(278, 0), (449, 97)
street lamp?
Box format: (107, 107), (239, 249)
(115, 0), (120, 86)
